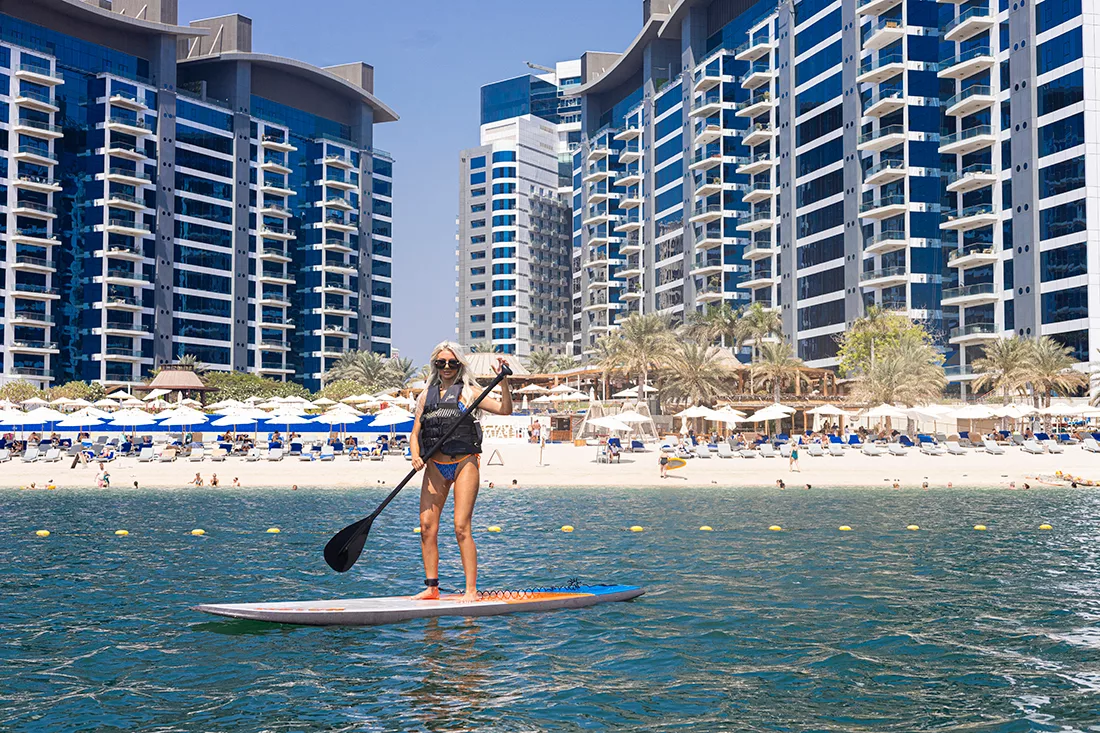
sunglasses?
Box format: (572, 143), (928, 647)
(434, 359), (462, 370)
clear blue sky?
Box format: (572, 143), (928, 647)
(185, 0), (640, 364)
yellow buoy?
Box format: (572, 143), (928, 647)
(35, 530), (50, 537)
(768, 525), (782, 531)
(906, 525), (920, 531)
(629, 525), (644, 532)
(266, 527), (280, 534)
(699, 526), (713, 531)
(1039, 524), (1052, 530)
(487, 526), (502, 533)
(561, 525), (574, 533)
(413, 527), (422, 533)
(973, 524), (987, 531)
(839, 525), (852, 531)
(190, 529), (205, 536)
(114, 529), (129, 536)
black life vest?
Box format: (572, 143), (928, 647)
(419, 383), (483, 458)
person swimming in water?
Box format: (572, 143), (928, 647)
(410, 341), (512, 602)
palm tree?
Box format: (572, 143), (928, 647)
(553, 354), (577, 373)
(851, 332), (946, 406)
(971, 336), (1031, 404)
(662, 343), (731, 406)
(324, 350), (390, 387)
(686, 302), (744, 350)
(615, 313), (677, 393)
(526, 350), (559, 374)
(468, 341), (499, 354)
(750, 341), (805, 403)
(174, 353), (209, 375)
(1025, 336), (1086, 408)
(739, 302), (782, 393)
(849, 305), (896, 371)
(385, 356), (416, 387)
(591, 334), (622, 400)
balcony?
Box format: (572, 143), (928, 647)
(741, 61), (775, 90)
(15, 87), (59, 113)
(259, 339), (291, 351)
(857, 124), (906, 152)
(694, 119), (723, 145)
(106, 192), (145, 211)
(739, 271), (776, 290)
(105, 167), (152, 186)
(321, 175), (357, 192)
(588, 182), (611, 205)
(10, 340), (59, 354)
(857, 0), (902, 15)
(11, 254), (56, 273)
(260, 202), (293, 219)
(697, 277), (726, 303)
(939, 124), (996, 156)
(103, 295), (143, 311)
(583, 293), (612, 312)
(106, 240), (144, 260)
(9, 366), (51, 380)
(695, 225), (724, 249)
(860, 193), (907, 219)
(321, 324), (355, 338)
(619, 143), (641, 164)
(12, 228), (60, 246)
(12, 201), (57, 220)
(262, 180), (296, 197)
(108, 88), (146, 110)
(587, 141), (611, 161)
(259, 269), (295, 285)
(734, 37), (774, 62)
(944, 84), (996, 117)
(864, 18), (905, 51)
(323, 196), (354, 211)
(262, 157), (293, 175)
(857, 53), (905, 85)
(321, 240), (353, 256)
(106, 139), (147, 161)
(15, 175), (62, 193)
(322, 215), (357, 233)
(322, 259), (358, 275)
(937, 46), (994, 79)
(614, 214), (642, 233)
(620, 234), (642, 255)
(105, 267), (147, 286)
(865, 158), (906, 186)
(584, 207), (611, 226)
(736, 209), (778, 232)
(862, 88), (905, 118)
(620, 190), (644, 209)
(14, 144), (57, 167)
(741, 122), (775, 147)
(321, 300), (356, 316)
(103, 347), (144, 361)
(695, 174), (723, 197)
(941, 203), (998, 231)
(690, 91), (723, 118)
(260, 316), (295, 329)
(744, 239), (777, 261)
(949, 322), (999, 345)
(621, 285), (643, 301)
(948, 244), (999, 269)
(941, 282), (998, 306)
(943, 365), (976, 380)
(105, 218), (151, 237)
(735, 92), (774, 118)
(737, 151), (776, 176)
(259, 293), (292, 307)
(13, 282), (60, 299)
(615, 170), (642, 188)
(946, 163), (997, 194)
(860, 266), (909, 288)
(614, 126), (641, 141)
(863, 229), (908, 255)
(260, 226), (296, 241)
(742, 180), (778, 204)
(261, 134), (297, 152)
(689, 149), (723, 171)
(16, 63), (64, 86)
(322, 152), (355, 170)
(321, 281), (355, 296)
(106, 115), (151, 136)
(690, 202), (724, 224)
(11, 311), (54, 326)
(13, 118), (64, 140)
(944, 5), (994, 43)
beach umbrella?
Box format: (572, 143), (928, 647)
(120, 397), (145, 408)
(265, 411), (316, 434)
(66, 398), (93, 410)
(21, 397), (49, 407)
(548, 384), (575, 394)
(533, 395), (554, 404)
(675, 405), (712, 418)
(244, 396), (265, 405)
(747, 404), (795, 423)
(6, 406), (66, 427)
(110, 408), (158, 427)
(521, 395), (529, 411)
(951, 404), (995, 420)
(157, 413), (201, 429)
(861, 403), (908, 420)
(157, 407), (207, 423)
(586, 415), (634, 432)
(612, 387), (638, 398)
(94, 398), (120, 410)
(389, 395), (417, 408)
(57, 414), (104, 429)
(615, 410), (650, 423)
(49, 397), (70, 406)
(147, 398), (173, 410)
(258, 400), (284, 410)
(211, 409), (266, 427)
(110, 390), (136, 400)
(515, 384), (549, 395)
(312, 397), (337, 407)
(207, 399), (245, 411)
(806, 404), (849, 416)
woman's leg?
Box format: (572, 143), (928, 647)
(412, 464), (450, 599)
(451, 456), (481, 601)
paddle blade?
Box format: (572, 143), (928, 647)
(324, 516), (374, 573)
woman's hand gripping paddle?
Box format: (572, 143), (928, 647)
(324, 363), (512, 572)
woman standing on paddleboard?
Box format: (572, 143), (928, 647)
(410, 342), (512, 601)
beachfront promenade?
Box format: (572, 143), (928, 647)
(4, 439), (1096, 491)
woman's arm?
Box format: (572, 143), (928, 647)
(409, 391), (427, 471)
(475, 357), (514, 416)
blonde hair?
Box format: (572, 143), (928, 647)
(428, 341), (481, 392)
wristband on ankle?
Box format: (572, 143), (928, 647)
(424, 578), (439, 587)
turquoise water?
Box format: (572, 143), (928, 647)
(2, 486), (1099, 732)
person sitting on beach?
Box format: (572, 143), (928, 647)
(349, 445), (362, 459)
(192, 473), (204, 487)
(210, 474), (219, 488)
(233, 477), (241, 487)
(607, 442), (621, 463)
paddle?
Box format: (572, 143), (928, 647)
(324, 363), (513, 572)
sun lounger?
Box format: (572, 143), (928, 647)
(957, 431), (973, 448)
(898, 435), (915, 448)
(189, 447), (205, 462)
(1021, 440), (1046, 454)
(0, 449), (9, 463)
(245, 448), (261, 462)
(630, 440), (646, 452)
(758, 443), (778, 458)
(738, 449), (758, 458)
(267, 448), (283, 461)
(100, 449), (117, 462)
(779, 443), (793, 458)
(862, 444), (884, 456)
(1056, 433), (1078, 445)
(1083, 438), (1100, 453)
(945, 441), (967, 455)
(935, 432), (949, 444)
(828, 435), (845, 446)
(21, 447), (40, 463)
(827, 443), (845, 457)
(716, 443), (735, 458)
(807, 443), (825, 457)
(919, 440), (946, 456)
(320, 445), (335, 461)
(695, 444), (711, 458)
(848, 435), (863, 448)
(137, 447), (155, 462)
(1039, 438), (1063, 454)
(288, 442), (303, 457)
(44, 448), (61, 462)
(981, 438), (1005, 455)
(211, 448), (227, 462)
(1010, 434), (1026, 446)
(299, 447), (315, 461)
(888, 443), (908, 457)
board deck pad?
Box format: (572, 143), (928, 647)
(195, 584), (644, 626)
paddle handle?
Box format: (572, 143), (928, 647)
(366, 365), (512, 521)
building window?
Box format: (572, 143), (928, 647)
(470, 155), (486, 169)
(1040, 242), (1087, 282)
(1041, 285), (1088, 323)
(1039, 199), (1086, 240)
(492, 151), (516, 163)
(470, 171), (486, 185)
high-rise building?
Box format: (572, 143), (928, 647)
(455, 61), (580, 356)
(567, 0), (1096, 396)
(0, 1), (396, 391)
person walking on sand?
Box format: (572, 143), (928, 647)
(409, 342), (512, 602)
(659, 453), (669, 478)
(789, 445), (800, 472)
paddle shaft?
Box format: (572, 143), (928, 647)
(365, 366), (511, 523)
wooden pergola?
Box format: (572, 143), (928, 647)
(134, 365), (218, 405)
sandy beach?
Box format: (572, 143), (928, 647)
(4, 440), (1097, 491)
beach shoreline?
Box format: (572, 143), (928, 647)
(3, 441), (1096, 491)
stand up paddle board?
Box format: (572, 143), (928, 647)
(666, 457), (687, 470)
(195, 584), (644, 626)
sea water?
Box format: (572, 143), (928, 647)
(1, 486), (1099, 732)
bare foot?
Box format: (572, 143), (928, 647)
(412, 587), (439, 600)
(460, 591), (480, 603)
